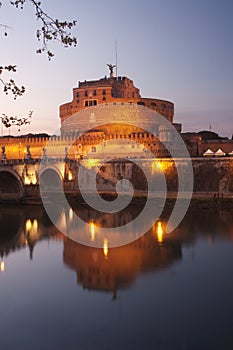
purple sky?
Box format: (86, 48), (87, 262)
(0, 0), (232, 137)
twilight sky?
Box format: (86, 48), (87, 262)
(0, 0), (232, 137)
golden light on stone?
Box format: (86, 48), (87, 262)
(151, 160), (162, 174)
(24, 176), (31, 185)
(86, 158), (99, 169)
(103, 238), (108, 258)
(68, 170), (73, 181)
(24, 173), (37, 185)
(31, 176), (37, 185)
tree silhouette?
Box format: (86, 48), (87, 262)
(0, 65), (25, 99)
(0, 0), (77, 126)
(1, 111), (33, 132)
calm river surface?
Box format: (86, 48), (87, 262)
(0, 201), (233, 350)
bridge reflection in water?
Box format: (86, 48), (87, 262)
(0, 203), (233, 298)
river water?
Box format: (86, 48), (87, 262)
(0, 201), (233, 350)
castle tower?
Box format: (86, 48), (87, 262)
(59, 73), (175, 136)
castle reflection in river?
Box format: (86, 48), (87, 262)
(1, 203), (233, 297)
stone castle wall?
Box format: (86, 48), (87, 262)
(59, 76), (174, 124)
(0, 133), (233, 160)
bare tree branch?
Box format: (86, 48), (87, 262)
(0, 65), (25, 99)
(10, 0), (77, 60)
(0, 0), (77, 97)
(1, 111), (33, 131)
(0, 1), (77, 130)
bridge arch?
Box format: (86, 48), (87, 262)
(39, 166), (63, 191)
(0, 168), (24, 201)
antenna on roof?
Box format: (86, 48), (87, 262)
(115, 40), (118, 78)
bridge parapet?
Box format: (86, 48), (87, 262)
(0, 157), (232, 202)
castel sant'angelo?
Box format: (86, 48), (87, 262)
(0, 65), (232, 202)
(60, 67), (177, 134)
(0, 65), (232, 159)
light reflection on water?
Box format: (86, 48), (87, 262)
(0, 202), (233, 350)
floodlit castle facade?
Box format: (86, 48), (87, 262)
(60, 75), (175, 130)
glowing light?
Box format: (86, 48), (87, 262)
(0, 261), (5, 272)
(25, 219), (38, 239)
(24, 176), (31, 185)
(90, 222), (96, 241)
(25, 219), (32, 232)
(86, 158), (99, 169)
(68, 171), (73, 181)
(103, 238), (108, 258)
(88, 158), (95, 166)
(69, 208), (73, 221)
(152, 160), (162, 174)
(32, 220), (38, 232)
(157, 221), (164, 243)
(152, 160), (171, 174)
(24, 173), (37, 185)
(31, 176), (37, 185)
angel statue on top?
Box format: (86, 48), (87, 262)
(107, 64), (116, 78)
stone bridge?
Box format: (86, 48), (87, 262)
(0, 157), (232, 201)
